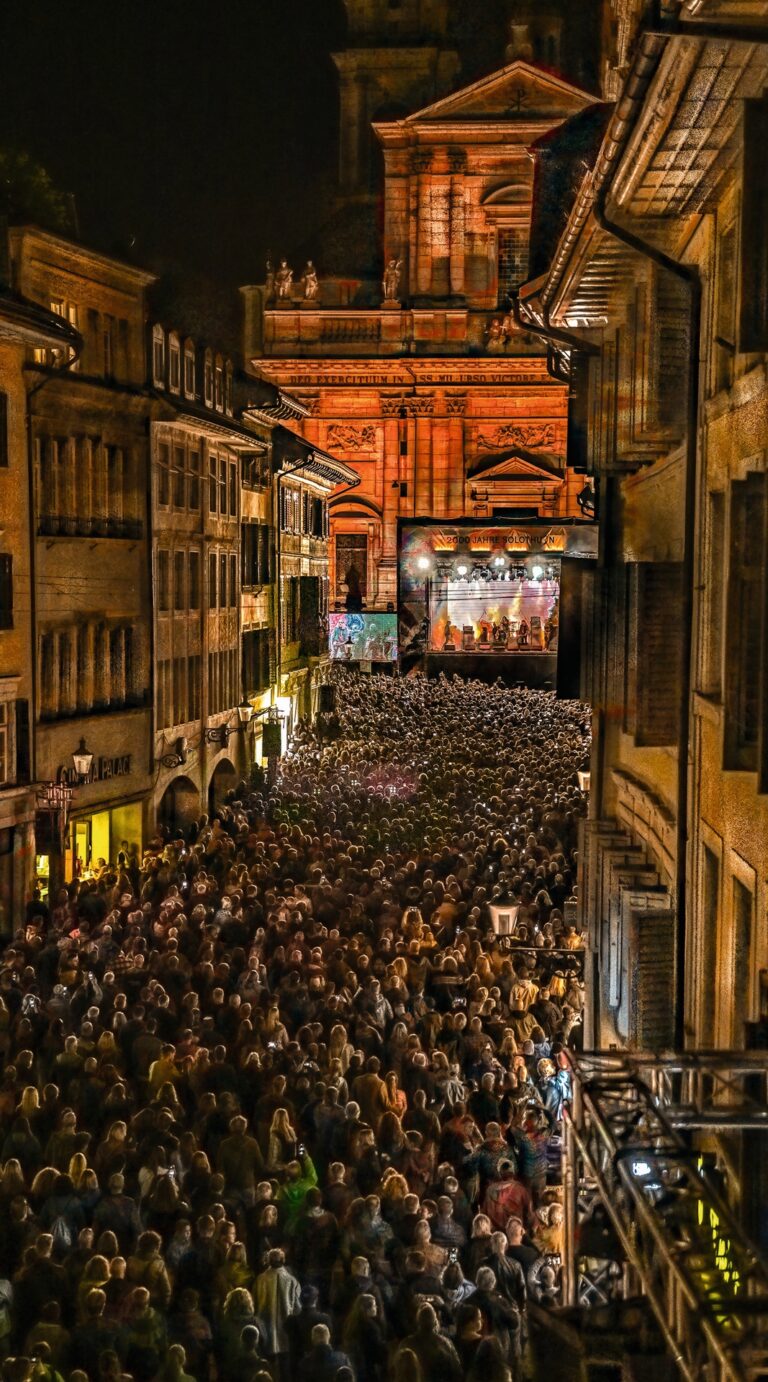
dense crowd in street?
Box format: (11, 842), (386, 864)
(0, 672), (589, 1382)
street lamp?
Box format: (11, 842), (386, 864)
(72, 738), (94, 784)
(237, 699), (254, 727)
(159, 736), (188, 770)
(205, 700), (256, 746)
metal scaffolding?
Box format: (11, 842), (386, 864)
(563, 1050), (768, 1382)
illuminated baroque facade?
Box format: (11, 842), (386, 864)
(243, 59), (596, 607)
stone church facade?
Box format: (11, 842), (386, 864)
(243, 21), (597, 607)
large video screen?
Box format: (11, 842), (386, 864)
(329, 613), (398, 662)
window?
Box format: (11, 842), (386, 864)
(106, 446), (123, 524)
(225, 360), (233, 416)
(152, 325), (166, 387)
(169, 332), (181, 393)
(715, 225), (736, 393)
(0, 555), (12, 630)
(157, 442), (170, 507)
(732, 877), (754, 1047)
(103, 314), (114, 378)
(173, 551), (185, 611)
(189, 550), (200, 609)
(335, 533), (368, 600)
(214, 354), (224, 411)
(739, 94), (768, 352)
(0, 392), (7, 468)
(157, 550), (170, 612)
(173, 656), (187, 726)
(204, 350), (213, 408)
(209, 552), (217, 607)
(218, 456), (227, 515)
(0, 703), (8, 784)
(497, 228), (529, 303)
(701, 492), (725, 696)
(219, 552), (227, 609)
(189, 655), (201, 720)
(700, 846), (719, 1047)
(229, 461), (237, 516)
(229, 553), (237, 608)
(725, 473), (765, 770)
(172, 445), (186, 508)
(157, 658), (172, 729)
(188, 449), (200, 509)
(184, 340), (196, 398)
(209, 453), (217, 512)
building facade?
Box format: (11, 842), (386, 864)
(9, 227), (156, 902)
(523, 0), (768, 1089)
(243, 59), (597, 611)
(0, 291), (80, 931)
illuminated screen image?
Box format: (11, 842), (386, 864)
(329, 613), (398, 662)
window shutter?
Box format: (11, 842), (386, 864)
(628, 906), (676, 1049)
(0, 392), (7, 468)
(567, 353), (591, 474)
(15, 699), (29, 784)
(634, 562), (684, 747)
(739, 95), (768, 353)
(0, 554), (12, 629)
(725, 474), (765, 772)
(556, 557), (595, 700)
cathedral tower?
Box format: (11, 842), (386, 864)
(333, 0), (460, 194)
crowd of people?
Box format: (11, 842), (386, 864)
(3, 672), (589, 1382)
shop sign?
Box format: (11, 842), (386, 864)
(57, 754), (132, 785)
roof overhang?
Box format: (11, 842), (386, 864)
(272, 426), (360, 489)
(532, 24), (768, 327)
(1, 293), (82, 351)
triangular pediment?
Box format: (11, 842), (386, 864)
(467, 447), (564, 482)
(401, 61), (595, 125)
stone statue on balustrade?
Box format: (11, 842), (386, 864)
(301, 260), (319, 302)
(382, 258), (403, 305)
(274, 259), (294, 301)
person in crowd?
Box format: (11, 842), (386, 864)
(0, 671), (587, 1379)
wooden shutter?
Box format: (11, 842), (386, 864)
(0, 554), (12, 630)
(739, 95), (768, 353)
(628, 906), (676, 1049)
(567, 353), (591, 474)
(634, 562), (684, 747)
(556, 557), (595, 700)
(725, 474), (765, 772)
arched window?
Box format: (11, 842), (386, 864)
(224, 360), (233, 416)
(214, 353), (224, 412)
(168, 332), (181, 393)
(203, 349), (214, 408)
(152, 325), (166, 388)
(183, 339), (196, 399)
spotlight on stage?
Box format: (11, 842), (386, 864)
(417, 556), (431, 572)
(456, 564), (468, 578)
(531, 563), (544, 581)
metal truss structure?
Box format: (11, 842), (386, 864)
(562, 1050), (768, 1381)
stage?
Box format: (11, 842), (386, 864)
(425, 651), (557, 687)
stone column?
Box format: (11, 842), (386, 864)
(411, 150), (433, 297)
(449, 150), (468, 296)
(414, 408), (433, 516)
(447, 398), (467, 517)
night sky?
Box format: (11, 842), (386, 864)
(0, 1), (595, 351)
